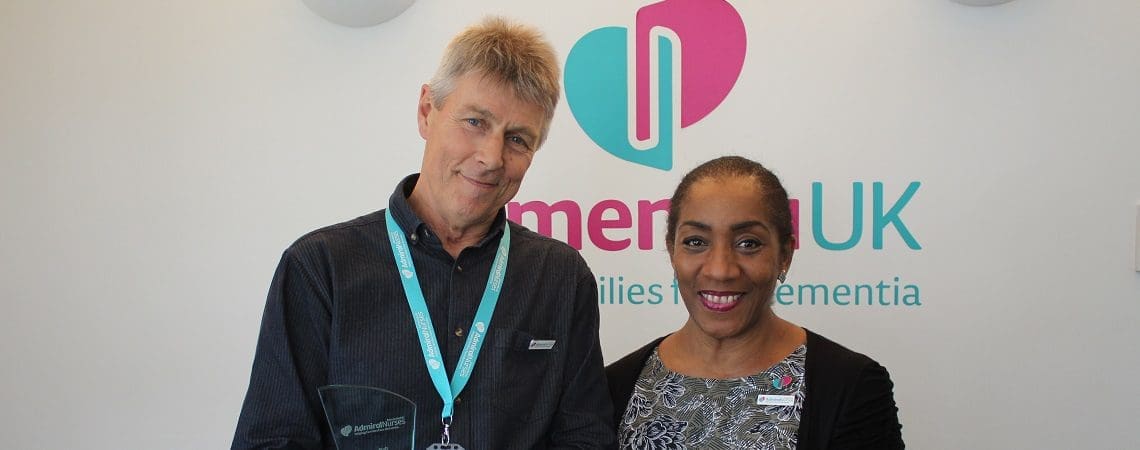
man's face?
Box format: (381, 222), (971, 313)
(416, 72), (545, 232)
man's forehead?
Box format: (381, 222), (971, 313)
(461, 105), (496, 119)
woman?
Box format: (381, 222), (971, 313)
(607, 156), (904, 449)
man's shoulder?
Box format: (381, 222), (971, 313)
(285, 209), (388, 256)
(508, 221), (589, 265)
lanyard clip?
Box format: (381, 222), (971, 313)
(441, 416), (452, 445)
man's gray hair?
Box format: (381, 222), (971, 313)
(428, 16), (561, 147)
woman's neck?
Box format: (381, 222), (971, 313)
(659, 315), (806, 379)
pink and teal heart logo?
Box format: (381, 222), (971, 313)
(564, 0), (747, 171)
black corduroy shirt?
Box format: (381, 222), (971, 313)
(233, 174), (615, 449)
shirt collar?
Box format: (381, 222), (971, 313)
(387, 173), (508, 250)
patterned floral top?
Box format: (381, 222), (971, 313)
(619, 345), (807, 450)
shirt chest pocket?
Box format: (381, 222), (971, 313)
(485, 328), (557, 423)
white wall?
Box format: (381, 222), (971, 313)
(2, 0), (1138, 448)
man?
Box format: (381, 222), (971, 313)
(232, 17), (615, 449)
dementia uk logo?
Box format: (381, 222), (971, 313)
(522, 1), (925, 308)
(564, 0), (746, 170)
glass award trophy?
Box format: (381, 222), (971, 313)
(318, 385), (416, 450)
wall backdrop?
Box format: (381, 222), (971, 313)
(2, 0), (1139, 448)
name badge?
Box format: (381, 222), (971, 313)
(757, 394), (796, 406)
(528, 339), (556, 350)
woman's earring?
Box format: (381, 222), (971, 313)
(777, 270), (787, 283)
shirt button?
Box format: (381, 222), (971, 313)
(455, 396), (462, 404)
(409, 233), (418, 243)
(454, 327), (465, 337)
(456, 265), (463, 272)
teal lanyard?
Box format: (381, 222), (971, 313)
(384, 210), (509, 421)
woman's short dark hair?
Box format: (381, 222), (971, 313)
(665, 156), (794, 253)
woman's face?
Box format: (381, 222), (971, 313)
(669, 176), (793, 341)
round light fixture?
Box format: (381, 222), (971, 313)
(301, 0), (416, 27)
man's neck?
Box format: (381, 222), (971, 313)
(434, 223), (490, 259)
(407, 188), (493, 259)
